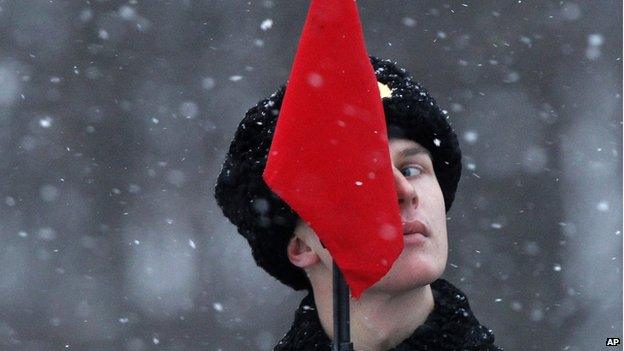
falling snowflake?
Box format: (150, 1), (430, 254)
(39, 116), (53, 128)
(119, 5), (136, 20)
(463, 131), (478, 144)
(202, 77), (216, 90)
(179, 101), (199, 119)
(519, 36), (532, 48)
(596, 201), (609, 212)
(588, 33), (604, 46)
(401, 17), (416, 27)
(260, 19), (273, 31)
(586, 33), (604, 60)
(561, 2), (581, 21)
(98, 29), (109, 40)
(307, 72), (323, 88)
(5, 197), (15, 206)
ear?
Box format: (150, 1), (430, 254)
(287, 235), (320, 268)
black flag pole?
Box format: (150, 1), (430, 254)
(332, 261), (354, 351)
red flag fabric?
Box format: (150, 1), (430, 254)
(262, 0), (402, 298)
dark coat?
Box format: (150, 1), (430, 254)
(274, 279), (503, 351)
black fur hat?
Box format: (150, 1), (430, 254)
(214, 56), (462, 291)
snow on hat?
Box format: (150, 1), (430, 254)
(214, 56), (462, 291)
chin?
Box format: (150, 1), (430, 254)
(368, 249), (447, 294)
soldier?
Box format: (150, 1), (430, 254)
(215, 56), (502, 351)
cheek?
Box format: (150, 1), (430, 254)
(423, 181), (448, 266)
(424, 180), (447, 228)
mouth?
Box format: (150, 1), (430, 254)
(402, 219), (429, 245)
(402, 219), (429, 237)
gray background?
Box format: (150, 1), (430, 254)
(0, 0), (622, 350)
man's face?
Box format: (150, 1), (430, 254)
(292, 138), (448, 293)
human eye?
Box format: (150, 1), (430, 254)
(400, 165), (424, 178)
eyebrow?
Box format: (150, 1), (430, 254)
(398, 145), (432, 159)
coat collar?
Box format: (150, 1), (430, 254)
(274, 279), (502, 350)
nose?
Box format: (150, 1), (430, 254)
(393, 167), (419, 211)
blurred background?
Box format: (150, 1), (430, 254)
(0, 0), (622, 350)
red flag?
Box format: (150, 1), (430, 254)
(262, 0), (402, 298)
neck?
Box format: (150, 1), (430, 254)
(311, 279), (435, 351)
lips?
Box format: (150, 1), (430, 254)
(402, 219), (429, 237)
